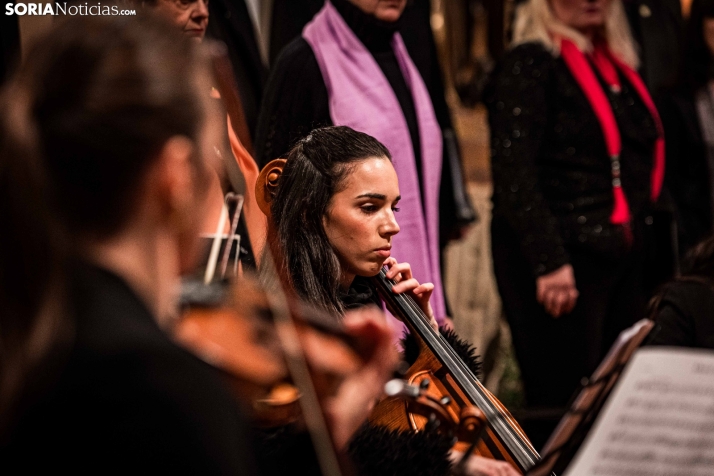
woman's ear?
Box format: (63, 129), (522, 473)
(256, 158), (287, 217)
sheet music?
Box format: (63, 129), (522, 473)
(565, 347), (714, 476)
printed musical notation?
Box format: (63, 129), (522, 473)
(565, 347), (714, 476)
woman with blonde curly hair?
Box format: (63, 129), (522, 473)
(486, 0), (665, 447)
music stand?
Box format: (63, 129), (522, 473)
(526, 318), (655, 476)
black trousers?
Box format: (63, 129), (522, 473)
(492, 221), (648, 410)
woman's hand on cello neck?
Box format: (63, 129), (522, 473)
(383, 257), (438, 331)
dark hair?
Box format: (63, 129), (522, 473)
(683, 0), (714, 90)
(648, 234), (714, 320)
(267, 126), (391, 316)
(0, 14), (208, 432)
(680, 234), (714, 279)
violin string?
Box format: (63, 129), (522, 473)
(378, 269), (539, 469)
(219, 194), (244, 279)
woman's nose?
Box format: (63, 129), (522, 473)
(381, 211), (400, 237)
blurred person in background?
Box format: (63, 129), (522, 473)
(266, 0), (476, 251)
(622, 0), (683, 98)
(658, 0), (714, 258)
(141, 0), (267, 266)
(648, 234), (714, 349)
(255, 0), (467, 329)
(206, 0), (266, 141)
(485, 0), (665, 447)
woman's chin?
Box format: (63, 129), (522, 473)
(357, 262), (385, 277)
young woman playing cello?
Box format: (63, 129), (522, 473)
(259, 125), (519, 476)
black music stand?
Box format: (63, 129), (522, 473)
(526, 318), (656, 476)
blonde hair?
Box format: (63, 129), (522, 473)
(512, 0), (639, 69)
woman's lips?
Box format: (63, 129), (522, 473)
(375, 249), (391, 258)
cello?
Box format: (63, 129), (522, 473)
(370, 267), (547, 474)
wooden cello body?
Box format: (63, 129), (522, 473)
(369, 268), (546, 474)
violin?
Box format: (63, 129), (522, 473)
(369, 267), (545, 474)
(174, 275), (299, 426)
(174, 271), (369, 427)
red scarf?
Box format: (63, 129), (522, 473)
(559, 38), (665, 228)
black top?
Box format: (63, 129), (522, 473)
(623, 0), (683, 97)
(2, 264), (257, 474)
(485, 42), (659, 277)
(657, 85), (714, 255)
(339, 275), (382, 310)
(649, 278), (714, 349)
(255, 0), (421, 178)
(207, 0), (267, 139)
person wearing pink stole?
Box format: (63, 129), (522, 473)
(255, 0), (450, 330)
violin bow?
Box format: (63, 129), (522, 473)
(208, 42), (346, 476)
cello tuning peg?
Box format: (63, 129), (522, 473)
(420, 378), (430, 390)
(384, 379), (420, 399)
(440, 396), (451, 406)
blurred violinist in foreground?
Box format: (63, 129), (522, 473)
(0, 14), (395, 473)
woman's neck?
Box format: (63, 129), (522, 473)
(83, 225), (180, 327)
(581, 28), (596, 43)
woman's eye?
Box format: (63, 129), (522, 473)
(392, 207), (400, 213)
(361, 205), (378, 214)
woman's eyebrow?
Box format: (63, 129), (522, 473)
(356, 193), (386, 200)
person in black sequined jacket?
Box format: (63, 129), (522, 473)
(485, 0), (660, 446)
